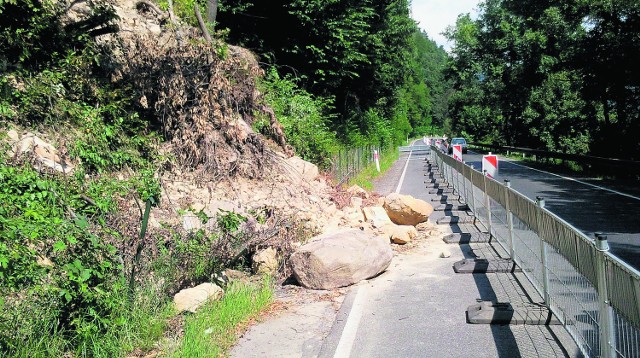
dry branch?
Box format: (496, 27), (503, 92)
(194, 3), (212, 43)
(136, 0), (165, 17)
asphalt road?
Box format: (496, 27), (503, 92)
(460, 150), (640, 271)
(320, 141), (580, 358)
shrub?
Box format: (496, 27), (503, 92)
(259, 68), (339, 169)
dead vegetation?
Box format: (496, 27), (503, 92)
(114, 37), (286, 178)
(89, 0), (344, 290)
(103, 0), (293, 180)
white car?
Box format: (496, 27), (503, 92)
(448, 138), (468, 154)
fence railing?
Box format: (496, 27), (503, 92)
(469, 142), (640, 174)
(330, 145), (381, 185)
(430, 144), (640, 358)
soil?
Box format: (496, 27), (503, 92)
(228, 153), (447, 357)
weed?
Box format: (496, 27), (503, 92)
(349, 146), (399, 190)
(171, 277), (273, 357)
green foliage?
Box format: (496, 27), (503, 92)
(218, 0), (450, 150)
(2, 43), (160, 176)
(260, 69), (339, 168)
(0, 159), (134, 356)
(217, 209), (247, 234)
(172, 277), (273, 357)
(445, 0), (640, 159)
(523, 70), (592, 154)
(156, 229), (221, 287)
(0, 3), (161, 351)
(0, 0), (118, 71)
(158, 0), (250, 29)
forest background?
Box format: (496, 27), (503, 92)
(0, 0), (638, 356)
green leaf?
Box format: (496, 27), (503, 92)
(53, 241), (67, 252)
(74, 216), (89, 229)
(80, 269), (91, 282)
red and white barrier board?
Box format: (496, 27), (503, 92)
(452, 144), (463, 161)
(374, 149), (380, 172)
(482, 154), (498, 178)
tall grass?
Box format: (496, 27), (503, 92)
(0, 280), (171, 358)
(96, 283), (172, 356)
(170, 277), (274, 357)
(349, 146), (400, 190)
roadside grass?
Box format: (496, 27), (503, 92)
(349, 146), (400, 190)
(106, 284), (173, 356)
(170, 277), (274, 357)
(2, 282), (171, 358)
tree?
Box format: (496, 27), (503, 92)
(216, 0), (447, 146)
(445, 0), (640, 159)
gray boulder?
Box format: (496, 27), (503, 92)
(290, 229), (393, 290)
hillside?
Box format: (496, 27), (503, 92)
(0, 0), (408, 356)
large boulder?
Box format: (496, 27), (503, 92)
(362, 206), (393, 228)
(174, 282), (224, 313)
(290, 229), (393, 290)
(383, 193), (433, 226)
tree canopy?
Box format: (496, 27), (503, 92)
(445, 0), (640, 159)
(215, 0), (450, 146)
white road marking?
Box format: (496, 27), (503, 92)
(395, 139), (421, 193)
(486, 154), (640, 201)
(333, 141), (422, 357)
(333, 285), (367, 358)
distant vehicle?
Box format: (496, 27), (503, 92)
(448, 137), (468, 154)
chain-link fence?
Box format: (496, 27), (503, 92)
(329, 145), (381, 185)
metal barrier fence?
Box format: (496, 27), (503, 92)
(330, 145), (381, 185)
(469, 142), (640, 175)
(430, 145), (640, 358)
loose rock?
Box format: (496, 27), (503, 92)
(174, 282), (224, 313)
(383, 193), (433, 226)
(290, 229), (393, 290)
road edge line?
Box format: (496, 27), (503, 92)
(395, 139), (420, 194)
(501, 158), (640, 201)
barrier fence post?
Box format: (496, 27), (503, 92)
(483, 170), (493, 240)
(451, 161), (457, 193)
(449, 165), (456, 192)
(504, 180), (515, 260)
(461, 162), (467, 204)
(536, 196), (550, 305)
(595, 233), (616, 358)
(443, 161), (448, 186)
(455, 162), (462, 199)
(443, 161), (449, 187)
(469, 165), (476, 214)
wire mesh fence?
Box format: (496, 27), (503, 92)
(430, 146), (640, 358)
(329, 145), (381, 185)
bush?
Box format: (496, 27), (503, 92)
(0, 159), (132, 356)
(259, 68), (339, 169)
(0, 0), (117, 72)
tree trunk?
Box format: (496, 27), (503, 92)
(194, 3), (212, 43)
(207, 0), (218, 31)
